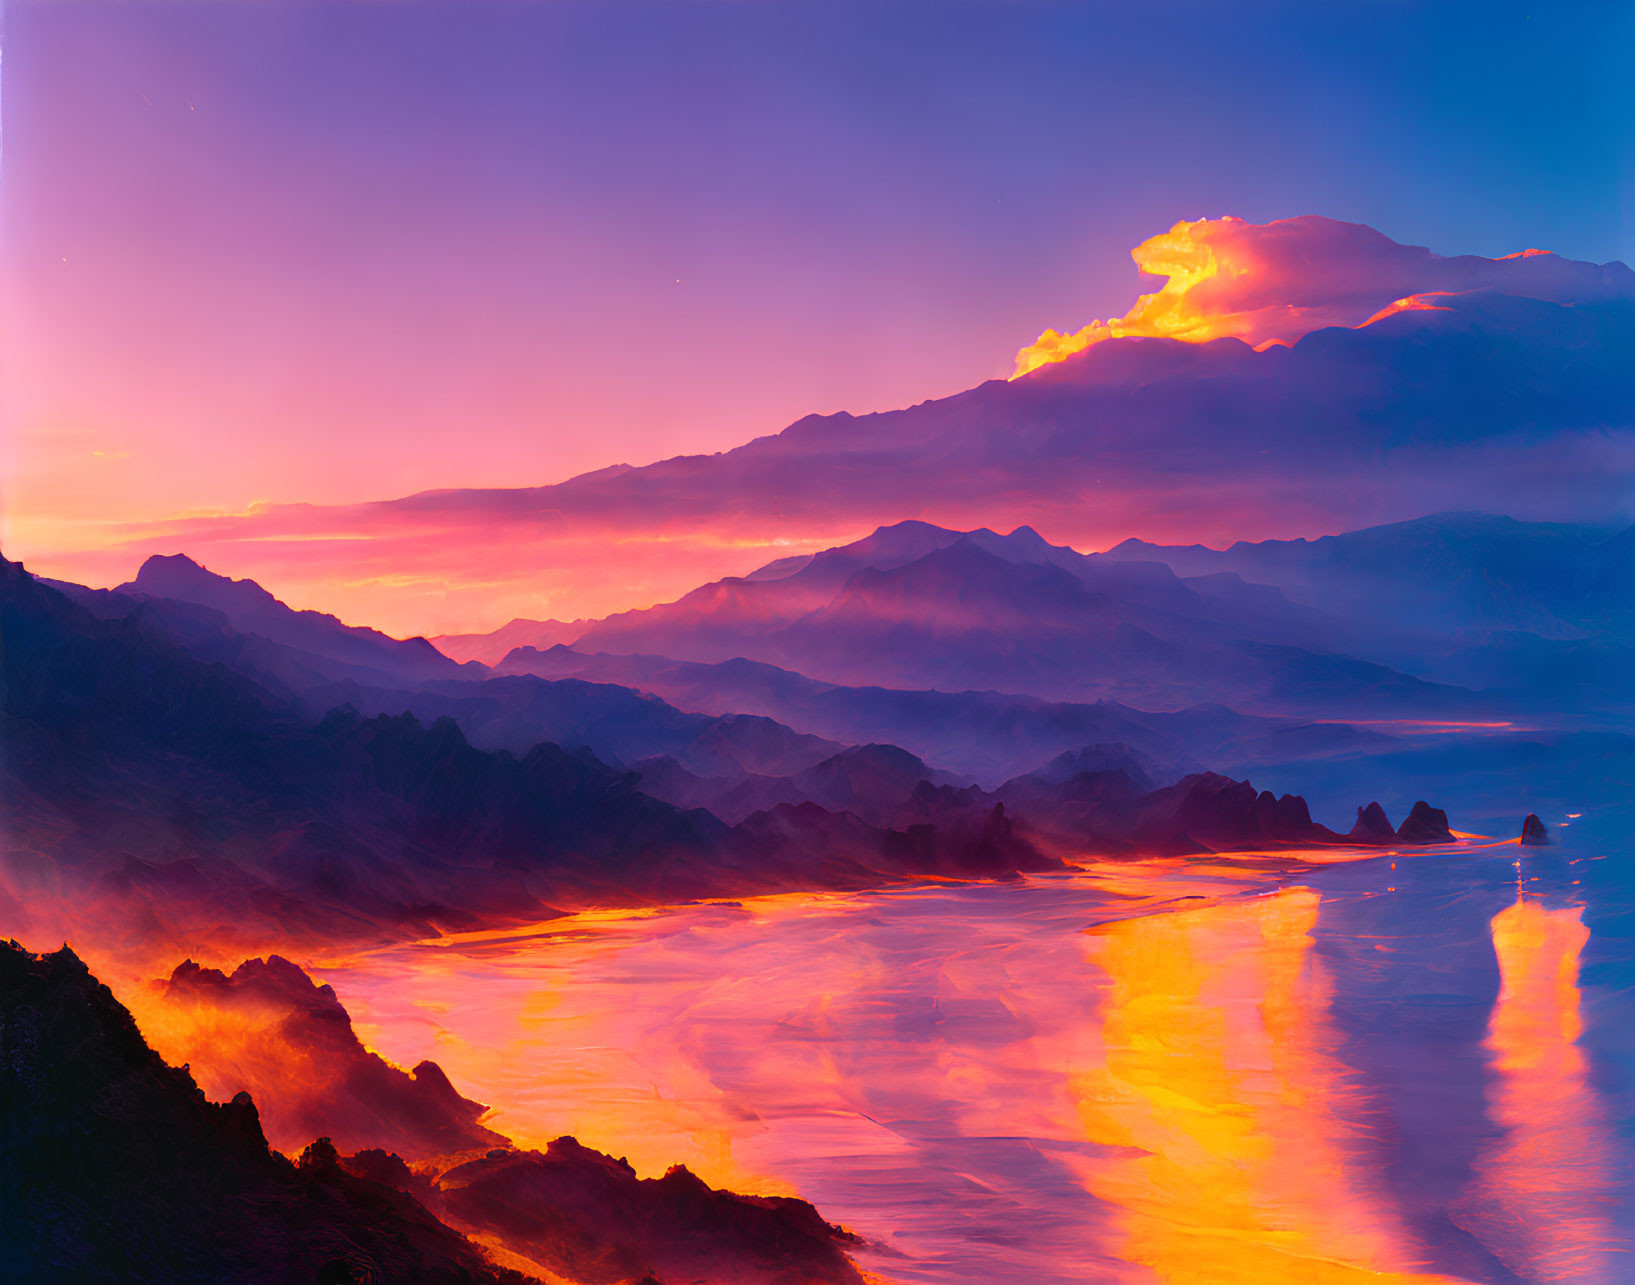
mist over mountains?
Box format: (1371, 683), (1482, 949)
(554, 520), (1471, 715)
(10, 498), (1627, 948)
(18, 502), (1585, 963)
(472, 510), (1633, 722)
(4, 555), (1071, 957)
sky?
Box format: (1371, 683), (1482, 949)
(3, 0), (1633, 632)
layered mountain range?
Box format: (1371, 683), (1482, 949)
(491, 518), (1527, 716)
(16, 499), (1614, 967)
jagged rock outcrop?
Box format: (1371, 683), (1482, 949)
(401, 1138), (865, 1285)
(164, 955), (509, 1159)
(996, 769), (1344, 856)
(1520, 813), (1552, 846)
(1348, 802), (1398, 845)
(1121, 773), (1345, 853)
(1396, 801), (1456, 845)
(737, 795), (1056, 882)
(3, 940), (872, 1285)
(0, 940), (526, 1284)
(155, 950), (868, 1284)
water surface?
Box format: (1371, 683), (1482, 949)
(317, 830), (1634, 1283)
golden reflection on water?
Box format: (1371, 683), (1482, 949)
(179, 856), (1627, 1284)
(1456, 896), (1619, 1282)
(1071, 887), (1467, 1283)
(314, 891), (916, 1198)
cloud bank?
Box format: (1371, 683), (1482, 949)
(1013, 215), (1633, 375)
(22, 217), (1635, 636)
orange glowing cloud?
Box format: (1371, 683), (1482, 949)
(1012, 214), (1595, 377)
(1016, 217), (1271, 375)
(1361, 293), (1459, 327)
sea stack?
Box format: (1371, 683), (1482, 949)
(1348, 802), (1397, 845)
(1396, 801), (1455, 845)
(1520, 814), (1551, 846)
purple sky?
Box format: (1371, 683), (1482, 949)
(3, 0), (1631, 630)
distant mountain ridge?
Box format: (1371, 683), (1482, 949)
(1104, 512), (1633, 636)
(519, 520), (1481, 718)
(429, 616), (589, 666)
(498, 645), (1398, 784)
(466, 510), (1635, 720)
(54, 554), (851, 783)
(578, 519), (1344, 662)
(49, 553), (477, 688)
(1100, 511), (1635, 704)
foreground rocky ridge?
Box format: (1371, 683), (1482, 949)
(0, 941), (524, 1283)
(0, 940), (866, 1284)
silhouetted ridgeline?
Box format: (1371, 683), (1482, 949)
(0, 940), (866, 1284)
(0, 556), (1048, 944)
(0, 941), (526, 1284)
(2, 554), (1464, 958)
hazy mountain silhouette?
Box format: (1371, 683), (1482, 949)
(576, 520), (1346, 664)
(542, 523), (1481, 718)
(55, 555), (853, 783)
(430, 617), (590, 665)
(49, 553), (476, 690)
(1105, 512), (1632, 637)
(296, 675), (845, 779)
(0, 556), (1074, 953)
(499, 645), (1409, 784)
(1104, 511), (1635, 706)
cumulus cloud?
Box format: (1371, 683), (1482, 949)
(1013, 214), (1633, 376)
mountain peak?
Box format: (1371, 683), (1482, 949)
(843, 519), (964, 562)
(138, 551), (205, 574)
(131, 552), (282, 610)
(118, 553), (464, 683)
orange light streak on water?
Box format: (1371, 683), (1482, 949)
(312, 891), (917, 1199)
(1068, 887), (1470, 1283)
(137, 846), (1625, 1284)
(1455, 897), (1621, 1282)
(290, 858), (1491, 1281)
